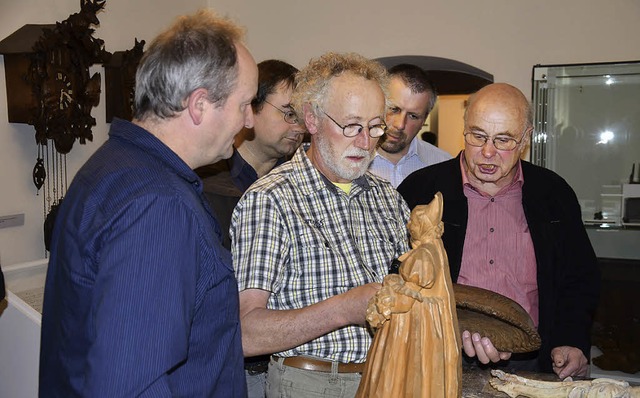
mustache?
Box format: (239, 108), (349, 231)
(343, 148), (372, 158)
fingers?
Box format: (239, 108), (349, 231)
(551, 349), (566, 371)
(499, 351), (512, 361)
(461, 331), (492, 364)
(462, 330), (477, 358)
(462, 331), (511, 364)
(551, 346), (588, 379)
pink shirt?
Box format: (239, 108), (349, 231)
(458, 155), (539, 326)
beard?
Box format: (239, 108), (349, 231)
(378, 129), (409, 154)
(316, 130), (373, 181)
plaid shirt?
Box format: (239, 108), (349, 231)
(231, 146), (410, 363)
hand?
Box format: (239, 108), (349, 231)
(366, 285), (395, 328)
(551, 346), (588, 379)
(340, 283), (382, 326)
(462, 330), (512, 364)
(366, 279), (422, 329)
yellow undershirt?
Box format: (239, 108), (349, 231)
(333, 181), (352, 194)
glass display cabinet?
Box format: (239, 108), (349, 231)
(531, 61), (640, 227)
(531, 61), (640, 381)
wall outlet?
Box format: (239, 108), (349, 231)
(0, 214), (25, 229)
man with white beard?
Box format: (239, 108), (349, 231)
(230, 52), (411, 398)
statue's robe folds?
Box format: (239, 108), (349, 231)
(356, 192), (462, 398)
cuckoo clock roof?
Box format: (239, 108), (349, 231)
(0, 24), (55, 55)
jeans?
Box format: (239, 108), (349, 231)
(265, 356), (362, 398)
(247, 369), (267, 398)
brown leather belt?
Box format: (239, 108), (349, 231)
(272, 355), (364, 373)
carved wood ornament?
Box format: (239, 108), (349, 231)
(356, 192), (462, 398)
(28, 0), (109, 155)
(0, 1), (112, 250)
(104, 38), (145, 122)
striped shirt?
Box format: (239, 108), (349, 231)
(458, 155), (539, 326)
(369, 138), (452, 188)
(231, 146), (410, 363)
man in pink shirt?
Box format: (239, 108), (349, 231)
(398, 83), (600, 378)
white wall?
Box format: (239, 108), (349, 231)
(0, 0), (206, 266)
(212, 0), (640, 93)
(1, 0), (639, 265)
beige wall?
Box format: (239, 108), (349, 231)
(212, 0), (640, 94)
(1, 0), (639, 265)
(0, 0), (206, 266)
(434, 95), (468, 157)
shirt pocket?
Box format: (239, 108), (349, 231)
(288, 227), (355, 302)
(365, 215), (407, 273)
(515, 231), (537, 289)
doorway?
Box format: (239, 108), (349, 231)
(376, 55), (493, 157)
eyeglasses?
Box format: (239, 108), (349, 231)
(463, 130), (526, 151)
(321, 111), (387, 138)
(264, 100), (299, 124)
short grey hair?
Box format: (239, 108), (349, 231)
(134, 9), (245, 120)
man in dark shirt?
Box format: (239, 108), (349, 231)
(398, 83), (600, 378)
(197, 59), (304, 250)
(39, 10), (257, 397)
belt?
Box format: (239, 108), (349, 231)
(244, 355), (269, 375)
(272, 355), (364, 373)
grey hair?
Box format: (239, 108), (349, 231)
(290, 52), (390, 119)
(134, 9), (245, 120)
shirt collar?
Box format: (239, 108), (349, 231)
(110, 118), (199, 185)
(228, 148), (258, 192)
(405, 137), (420, 159)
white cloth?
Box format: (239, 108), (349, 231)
(369, 139), (452, 188)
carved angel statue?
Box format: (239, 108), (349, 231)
(490, 369), (640, 398)
(356, 192), (461, 398)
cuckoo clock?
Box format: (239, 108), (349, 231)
(104, 38), (145, 122)
(0, 1), (110, 250)
(0, 24), (55, 124)
(0, 0), (109, 154)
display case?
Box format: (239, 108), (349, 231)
(0, 258), (47, 397)
(532, 61), (640, 382)
(531, 61), (640, 226)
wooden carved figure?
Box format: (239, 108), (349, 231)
(356, 192), (462, 398)
(490, 370), (640, 398)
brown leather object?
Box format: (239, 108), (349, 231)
(453, 284), (541, 353)
(272, 355), (365, 373)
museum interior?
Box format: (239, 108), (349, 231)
(0, 1), (638, 396)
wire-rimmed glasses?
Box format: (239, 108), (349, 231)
(321, 111), (387, 138)
(463, 130), (526, 151)
(264, 100), (299, 125)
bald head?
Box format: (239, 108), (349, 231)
(465, 83), (532, 132)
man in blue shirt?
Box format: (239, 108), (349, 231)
(369, 64), (451, 187)
(39, 9), (258, 397)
